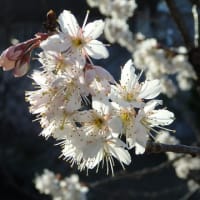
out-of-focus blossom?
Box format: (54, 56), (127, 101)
(173, 155), (200, 179)
(104, 18), (135, 51)
(156, 131), (200, 190)
(87, 0), (137, 20)
(35, 169), (88, 200)
(133, 39), (197, 97)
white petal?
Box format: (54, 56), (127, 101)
(139, 80), (161, 99)
(85, 40), (109, 59)
(84, 20), (105, 39)
(125, 122), (136, 148)
(68, 49), (86, 66)
(40, 122), (55, 138)
(58, 10), (79, 35)
(65, 91), (82, 112)
(134, 124), (148, 155)
(30, 70), (46, 85)
(110, 85), (121, 102)
(135, 143), (146, 155)
(109, 139), (131, 165)
(108, 116), (122, 135)
(147, 110), (175, 126)
(40, 34), (70, 52)
(93, 65), (115, 83)
(83, 137), (102, 158)
(74, 110), (95, 123)
(92, 95), (110, 115)
(53, 124), (74, 140)
(120, 59), (137, 88)
(144, 100), (163, 113)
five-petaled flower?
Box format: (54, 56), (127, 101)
(41, 10), (109, 66)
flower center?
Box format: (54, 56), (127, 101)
(55, 59), (65, 72)
(71, 37), (85, 48)
(93, 117), (105, 129)
(125, 92), (134, 102)
(120, 109), (136, 126)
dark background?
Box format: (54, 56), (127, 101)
(0, 0), (200, 199)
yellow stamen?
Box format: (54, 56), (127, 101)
(126, 92), (134, 101)
(120, 110), (135, 126)
(71, 37), (85, 48)
(93, 117), (105, 129)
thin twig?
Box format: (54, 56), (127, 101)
(90, 155), (183, 188)
(145, 141), (200, 155)
(179, 188), (199, 200)
(165, 0), (193, 49)
(192, 4), (199, 47)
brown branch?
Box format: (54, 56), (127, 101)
(145, 141), (200, 155)
(165, 0), (193, 49)
(90, 142), (200, 188)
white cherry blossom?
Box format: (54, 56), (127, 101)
(41, 10), (109, 66)
(110, 59), (161, 108)
(35, 169), (88, 200)
(26, 70), (83, 138)
(133, 100), (175, 154)
(61, 130), (131, 175)
(38, 51), (83, 77)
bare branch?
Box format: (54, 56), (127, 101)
(165, 0), (193, 49)
(145, 141), (200, 155)
(90, 141), (200, 188)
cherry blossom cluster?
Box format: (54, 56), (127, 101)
(0, 10), (175, 174)
(35, 169), (88, 200)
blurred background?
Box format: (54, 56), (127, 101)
(0, 0), (200, 199)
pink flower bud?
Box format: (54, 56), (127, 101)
(13, 53), (30, 77)
(0, 33), (49, 77)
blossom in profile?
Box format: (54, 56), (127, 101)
(61, 129), (131, 175)
(133, 100), (175, 154)
(0, 33), (48, 77)
(41, 10), (109, 66)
